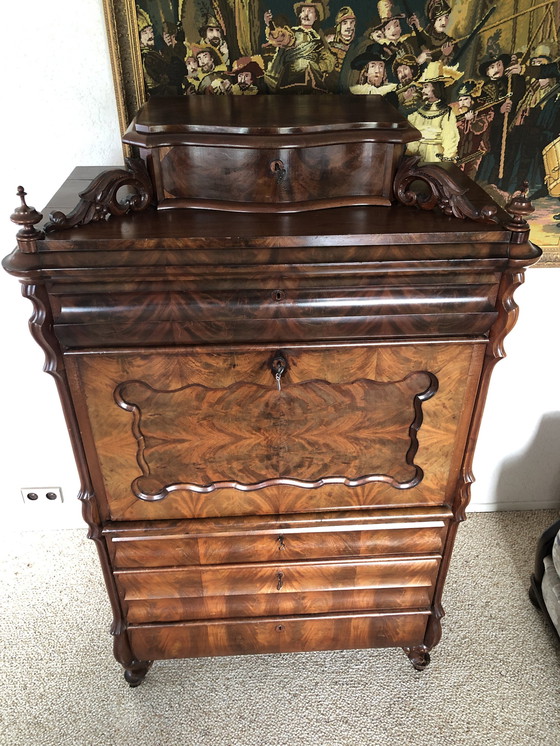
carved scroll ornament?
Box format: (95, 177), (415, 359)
(45, 157), (153, 232)
(393, 156), (498, 224)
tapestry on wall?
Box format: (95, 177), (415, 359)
(135, 0), (560, 248)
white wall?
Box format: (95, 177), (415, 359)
(2, 0), (123, 529)
(2, 1), (559, 530)
(473, 268), (560, 511)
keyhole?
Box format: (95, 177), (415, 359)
(271, 353), (287, 391)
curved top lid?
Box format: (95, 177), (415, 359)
(129, 94), (419, 141)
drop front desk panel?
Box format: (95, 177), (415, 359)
(3, 98), (540, 685)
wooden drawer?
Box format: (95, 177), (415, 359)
(122, 95), (417, 212)
(128, 610), (431, 659)
(66, 342), (484, 522)
(115, 556), (440, 623)
(153, 142), (398, 210)
(104, 509), (450, 568)
(52, 279), (498, 348)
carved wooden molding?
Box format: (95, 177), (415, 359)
(44, 157), (153, 233)
(453, 267), (526, 522)
(22, 283), (65, 383)
(115, 372), (438, 501)
(393, 156), (499, 224)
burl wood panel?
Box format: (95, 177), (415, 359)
(157, 142), (395, 209)
(115, 556), (439, 623)
(127, 611), (431, 660)
(65, 341), (485, 521)
(105, 509), (450, 568)
(114, 371), (436, 500)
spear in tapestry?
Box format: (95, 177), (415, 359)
(498, 71), (513, 180)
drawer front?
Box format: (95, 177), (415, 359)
(105, 513), (449, 568)
(157, 143), (394, 208)
(52, 274), (499, 349)
(128, 611), (430, 659)
(65, 341), (485, 521)
(115, 556), (440, 623)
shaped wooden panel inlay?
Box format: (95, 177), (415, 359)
(114, 372), (437, 501)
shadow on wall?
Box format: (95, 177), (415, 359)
(493, 412), (560, 512)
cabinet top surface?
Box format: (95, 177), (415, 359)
(27, 167), (509, 245)
(126, 95), (419, 140)
(3, 167), (542, 274)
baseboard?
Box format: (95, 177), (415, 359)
(468, 500), (560, 512)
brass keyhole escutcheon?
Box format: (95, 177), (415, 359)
(276, 571), (284, 590)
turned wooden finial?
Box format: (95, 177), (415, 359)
(10, 186), (44, 252)
(505, 181), (534, 245)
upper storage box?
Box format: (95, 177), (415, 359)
(122, 95), (420, 213)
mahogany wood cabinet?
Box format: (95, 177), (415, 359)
(4, 96), (541, 686)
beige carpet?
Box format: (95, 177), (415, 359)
(2, 510), (559, 746)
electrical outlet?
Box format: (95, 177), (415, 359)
(20, 487), (64, 504)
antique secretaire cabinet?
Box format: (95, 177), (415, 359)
(4, 96), (540, 685)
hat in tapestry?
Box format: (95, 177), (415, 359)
(417, 60), (463, 86)
(350, 44), (387, 71)
(293, 1), (329, 22)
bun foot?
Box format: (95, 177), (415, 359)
(403, 646), (431, 671)
(124, 660), (153, 687)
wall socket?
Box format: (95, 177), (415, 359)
(21, 487), (64, 504)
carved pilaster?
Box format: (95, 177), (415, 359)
(44, 157), (153, 232)
(453, 267), (527, 522)
(22, 282), (139, 682)
(393, 156), (498, 224)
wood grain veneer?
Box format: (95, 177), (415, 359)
(104, 510), (449, 568)
(127, 611), (431, 660)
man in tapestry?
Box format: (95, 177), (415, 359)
(193, 44), (229, 94)
(454, 79), (494, 181)
(476, 50), (526, 189)
(365, 0), (421, 70)
(160, 21), (187, 95)
(138, 8), (181, 98)
(349, 45), (398, 107)
(409, 0), (455, 62)
(199, 15), (231, 69)
(406, 61), (461, 162)
(325, 6), (357, 90)
(504, 50), (560, 199)
(229, 56), (265, 94)
(263, 2), (335, 93)
(393, 54), (423, 116)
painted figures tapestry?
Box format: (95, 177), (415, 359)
(135, 0), (560, 249)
